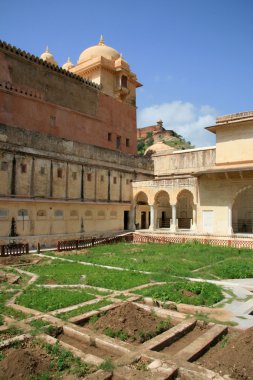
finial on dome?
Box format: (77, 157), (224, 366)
(46, 46), (49, 52)
(99, 35), (105, 46)
(62, 57), (74, 70)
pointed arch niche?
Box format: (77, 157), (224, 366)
(176, 190), (194, 229)
(134, 191), (150, 229)
(232, 186), (253, 233)
(154, 190), (171, 228)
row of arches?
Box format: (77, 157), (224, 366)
(134, 190), (196, 231)
(133, 186), (253, 234)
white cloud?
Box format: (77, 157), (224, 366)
(137, 101), (217, 147)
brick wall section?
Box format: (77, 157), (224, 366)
(0, 46), (137, 154)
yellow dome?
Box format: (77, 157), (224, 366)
(145, 141), (174, 155)
(40, 47), (58, 66)
(78, 35), (120, 64)
(62, 57), (74, 70)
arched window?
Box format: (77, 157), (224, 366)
(18, 209), (29, 220)
(121, 75), (128, 88)
(54, 209), (64, 218)
(97, 210), (105, 219)
(70, 210), (78, 218)
(37, 210), (47, 217)
(84, 209), (93, 219)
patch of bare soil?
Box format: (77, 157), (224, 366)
(159, 323), (209, 355)
(45, 278), (58, 285)
(196, 327), (253, 380)
(181, 289), (196, 297)
(0, 271), (20, 285)
(0, 341), (51, 380)
(89, 302), (172, 344)
(0, 255), (40, 266)
(58, 333), (119, 359)
(55, 249), (89, 255)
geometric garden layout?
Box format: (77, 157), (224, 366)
(1, 242), (253, 379)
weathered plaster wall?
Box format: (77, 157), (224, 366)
(153, 148), (216, 176)
(198, 175), (253, 234)
(216, 122), (253, 164)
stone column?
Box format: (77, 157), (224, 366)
(94, 168), (97, 202)
(228, 205), (233, 235)
(191, 205), (197, 230)
(107, 170), (111, 202)
(119, 174), (122, 202)
(30, 157), (35, 197)
(11, 155), (16, 196)
(129, 205), (136, 231)
(49, 160), (53, 198)
(170, 204), (177, 232)
(65, 162), (69, 200)
(149, 204), (155, 230)
(80, 165), (84, 201)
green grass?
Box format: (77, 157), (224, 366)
(16, 287), (95, 312)
(25, 260), (155, 290)
(48, 242), (253, 279)
(0, 325), (23, 337)
(29, 319), (50, 329)
(207, 258), (253, 279)
(0, 291), (28, 322)
(104, 327), (129, 341)
(134, 281), (224, 306)
(42, 340), (92, 376)
(57, 299), (113, 320)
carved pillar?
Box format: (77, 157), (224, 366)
(94, 168), (97, 202)
(130, 205), (136, 231)
(119, 174), (122, 202)
(11, 155), (16, 196)
(191, 204), (197, 230)
(49, 160), (53, 198)
(30, 157), (35, 197)
(149, 204), (155, 230)
(170, 204), (177, 232)
(80, 165), (84, 201)
(228, 205), (233, 234)
(108, 170), (111, 202)
(65, 162), (69, 199)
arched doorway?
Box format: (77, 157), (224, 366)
(176, 190), (194, 229)
(232, 186), (253, 233)
(134, 191), (150, 229)
(154, 191), (171, 228)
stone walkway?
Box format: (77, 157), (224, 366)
(188, 277), (253, 328)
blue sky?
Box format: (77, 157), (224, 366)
(1, 0), (253, 147)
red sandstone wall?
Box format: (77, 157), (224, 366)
(0, 48), (137, 154)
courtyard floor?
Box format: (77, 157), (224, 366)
(0, 241), (253, 379)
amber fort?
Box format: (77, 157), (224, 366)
(0, 37), (253, 248)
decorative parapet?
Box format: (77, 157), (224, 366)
(153, 147), (216, 176)
(0, 40), (101, 91)
(132, 177), (197, 189)
(216, 110), (253, 124)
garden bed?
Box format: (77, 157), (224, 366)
(196, 327), (253, 379)
(84, 302), (173, 344)
(0, 339), (93, 380)
(134, 280), (224, 306)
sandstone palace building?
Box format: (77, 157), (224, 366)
(0, 37), (253, 247)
